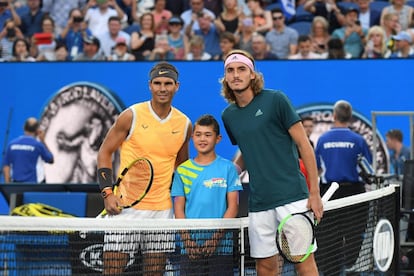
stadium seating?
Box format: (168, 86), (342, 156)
(288, 21), (312, 35)
(293, 5), (315, 22)
(369, 1), (390, 14)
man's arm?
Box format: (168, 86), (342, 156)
(97, 109), (132, 215)
(175, 122), (192, 169)
(3, 166), (10, 183)
(289, 121), (323, 221)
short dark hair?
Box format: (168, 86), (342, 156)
(333, 100), (352, 123)
(298, 35), (311, 44)
(24, 118), (39, 133)
(386, 129), (403, 142)
(195, 114), (220, 135)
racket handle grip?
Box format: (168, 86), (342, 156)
(321, 182), (339, 203)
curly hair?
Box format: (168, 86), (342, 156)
(220, 49), (265, 104)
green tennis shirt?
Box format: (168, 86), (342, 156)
(222, 89), (309, 212)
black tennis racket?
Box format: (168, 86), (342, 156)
(100, 157), (154, 217)
(276, 182), (339, 263)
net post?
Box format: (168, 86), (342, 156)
(395, 184), (401, 275)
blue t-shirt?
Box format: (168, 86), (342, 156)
(171, 156), (242, 255)
(315, 127), (372, 183)
(3, 135), (53, 182)
(390, 145), (411, 175)
(171, 155), (242, 218)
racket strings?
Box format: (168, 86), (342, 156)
(120, 159), (153, 206)
(278, 214), (314, 263)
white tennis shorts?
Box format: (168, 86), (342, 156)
(248, 199), (317, 258)
(103, 208), (175, 253)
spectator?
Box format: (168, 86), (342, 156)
(19, 0), (44, 38)
(171, 114), (242, 275)
(331, 7), (367, 58)
(152, 0), (172, 35)
(130, 12), (155, 60)
(73, 35), (106, 60)
(386, 129), (411, 175)
(380, 0), (413, 31)
(2, 117), (54, 183)
(361, 25), (389, 58)
(107, 36), (135, 60)
(98, 16), (131, 57)
(324, 37), (351, 59)
(42, 0), (86, 35)
(389, 30), (414, 57)
(235, 17), (254, 54)
(250, 31), (278, 59)
(34, 15), (58, 61)
(84, 0), (127, 37)
(148, 33), (175, 60)
(289, 34), (323, 59)
(0, 0), (21, 30)
(309, 16), (330, 55)
(213, 31), (236, 60)
(181, 0), (216, 33)
(186, 12), (221, 57)
(54, 41), (70, 61)
(304, 0), (345, 34)
(265, 8), (298, 59)
(186, 34), (212, 60)
(356, 0), (381, 30)
(9, 37), (36, 61)
(0, 18), (24, 61)
(167, 16), (188, 60)
(381, 11), (400, 44)
(214, 0), (243, 34)
(59, 8), (92, 60)
(245, 0), (272, 35)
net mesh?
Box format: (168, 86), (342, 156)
(0, 185), (399, 275)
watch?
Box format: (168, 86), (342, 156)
(101, 188), (113, 199)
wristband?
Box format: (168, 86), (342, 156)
(97, 168), (113, 190)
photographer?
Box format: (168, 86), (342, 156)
(331, 7), (367, 58)
(0, 0), (21, 30)
(0, 18), (24, 61)
(59, 8), (92, 60)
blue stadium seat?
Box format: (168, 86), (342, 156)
(0, 193), (8, 215)
(288, 21), (312, 36)
(369, 1), (390, 14)
(337, 2), (359, 13)
(293, 5), (314, 22)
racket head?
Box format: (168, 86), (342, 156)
(114, 157), (154, 208)
(276, 212), (316, 263)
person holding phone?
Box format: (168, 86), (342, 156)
(331, 7), (367, 58)
(59, 7), (92, 60)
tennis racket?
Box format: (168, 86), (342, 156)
(276, 182), (339, 263)
(100, 157), (154, 217)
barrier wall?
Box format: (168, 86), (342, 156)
(1, 60), (413, 182)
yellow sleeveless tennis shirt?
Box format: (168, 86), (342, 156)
(118, 101), (190, 210)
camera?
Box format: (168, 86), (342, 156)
(355, 20), (361, 26)
(73, 16), (84, 23)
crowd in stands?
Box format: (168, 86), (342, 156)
(1, 0), (414, 62)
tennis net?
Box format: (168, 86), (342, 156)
(0, 185), (399, 275)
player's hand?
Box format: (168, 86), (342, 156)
(308, 192), (323, 223)
(104, 194), (122, 215)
